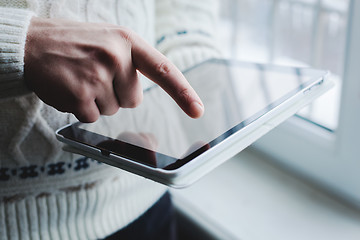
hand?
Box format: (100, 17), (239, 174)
(24, 17), (204, 122)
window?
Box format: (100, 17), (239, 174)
(219, 0), (360, 204)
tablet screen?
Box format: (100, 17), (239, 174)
(57, 59), (325, 169)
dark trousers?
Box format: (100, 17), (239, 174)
(104, 192), (176, 240)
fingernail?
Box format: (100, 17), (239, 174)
(190, 101), (204, 118)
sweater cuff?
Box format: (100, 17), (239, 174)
(0, 7), (35, 99)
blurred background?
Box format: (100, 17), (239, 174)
(174, 1), (360, 239)
(218, 0), (349, 130)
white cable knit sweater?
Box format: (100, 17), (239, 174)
(0, 0), (220, 239)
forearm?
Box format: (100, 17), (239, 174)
(0, 7), (34, 99)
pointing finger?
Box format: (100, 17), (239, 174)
(129, 32), (204, 118)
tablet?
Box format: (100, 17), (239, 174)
(56, 59), (332, 188)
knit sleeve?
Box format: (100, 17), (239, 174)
(0, 7), (34, 99)
(155, 0), (223, 72)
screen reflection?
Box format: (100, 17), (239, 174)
(70, 59), (321, 168)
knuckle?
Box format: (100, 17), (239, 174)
(126, 98), (141, 108)
(177, 88), (191, 103)
(74, 85), (92, 103)
(154, 60), (173, 78)
(102, 105), (119, 116)
(121, 92), (143, 108)
(118, 27), (134, 45)
(75, 108), (99, 123)
(133, 93), (143, 107)
(84, 114), (99, 123)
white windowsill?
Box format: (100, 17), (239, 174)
(171, 147), (360, 240)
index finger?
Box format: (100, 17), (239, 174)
(129, 33), (204, 119)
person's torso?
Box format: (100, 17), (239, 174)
(0, 0), (156, 191)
